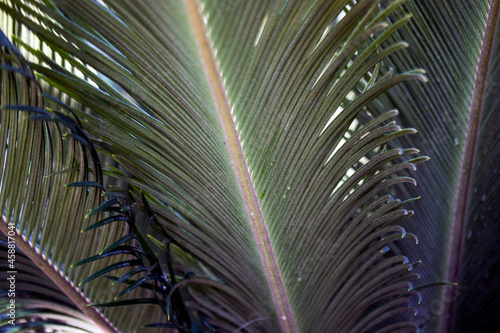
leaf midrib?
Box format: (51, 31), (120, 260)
(184, 0), (296, 331)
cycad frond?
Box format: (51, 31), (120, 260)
(0, 1), (443, 332)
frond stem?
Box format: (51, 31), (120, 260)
(184, 0), (297, 331)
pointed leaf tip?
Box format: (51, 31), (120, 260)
(407, 128), (418, 134)
(407, 232), (419, 244)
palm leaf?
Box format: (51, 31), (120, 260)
(0, 28), (113, 332)
(0, 235), (102, 333)
(0, 21), (168, 332)
(365, 0), (500, 331)
(7, 0), (499, 332)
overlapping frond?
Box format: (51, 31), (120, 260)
(365, 0), (500, 331)
(455, 18), (500, 330)
(0, 27), (167, 332)
(0, 236), (99, 333)
(0, 29), (112, 332)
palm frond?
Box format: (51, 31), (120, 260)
(0, 0), (443, 332)
(0, 28), (166, 332)
(0, 235), (101, 333)
(366, 0), (500, 331)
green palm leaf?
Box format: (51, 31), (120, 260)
(0, 0), (427, 331)
(364, 1), (500, 331)
(3, 0), (499, 332)
(0, 235), (104, 333)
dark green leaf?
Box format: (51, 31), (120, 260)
(79, 260), (142, 286)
